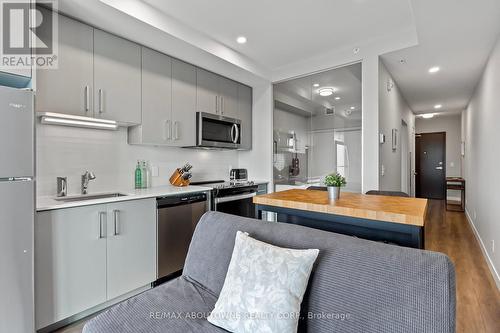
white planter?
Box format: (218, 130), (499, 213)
(327, 186), (341, 200)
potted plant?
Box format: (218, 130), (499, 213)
(324, 173), (346, 200)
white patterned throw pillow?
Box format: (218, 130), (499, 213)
(207, 231), (319, 333)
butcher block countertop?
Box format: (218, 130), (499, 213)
(253, 189), (428, 227)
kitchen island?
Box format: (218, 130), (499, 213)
(254, 189), (428, 248)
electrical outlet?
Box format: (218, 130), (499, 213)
(151, 165), (159, 177)
(381, 164), (385, 177)
(492, 240), (495, 254)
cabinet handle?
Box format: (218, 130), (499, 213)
(215, 95), (218, 114)
(113, 209), (120, 236)
(220, 96), (224, 115)
(174, 121), (179, 140)
(98, 212), (106, 239)
(166, 120), (172, 140)
(84, 86), (90, 113)
(98, 89), (104, 113)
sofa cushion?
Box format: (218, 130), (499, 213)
(207, 231), (319, 333)
(83, 276), (225, 333)
(183, 212), (456, 333)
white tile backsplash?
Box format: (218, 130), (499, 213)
(36, 124), (238, 197)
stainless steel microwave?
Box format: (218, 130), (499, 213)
(195, 112), (241, 149)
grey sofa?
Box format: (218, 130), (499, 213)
(83, 212), (456, 333)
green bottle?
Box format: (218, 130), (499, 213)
(135, 161), (142, 189)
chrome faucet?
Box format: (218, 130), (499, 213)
(81, 171), (96, 195)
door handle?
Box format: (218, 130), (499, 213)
(113, 210), (120, 236)
(98, 89), (104, 114)
(435, 166), (443, 170)
(233, 124), (240, 144)
(84, 85), (90, 113)
(98, 212), (106, 239)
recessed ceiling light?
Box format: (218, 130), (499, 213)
(429, 66), (440, 73)
(422, 113), (434, 119)
(236, 36), (247, 44)
(335, 97), (341, 100)
(318, 87), (336, 97)
(318, 88), (333, 96)
(313, 83), (319, 87)
(434, 104), (442, 109)
(350, 106), (355, 110)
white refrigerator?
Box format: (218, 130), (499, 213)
(0, 86), (34, 333)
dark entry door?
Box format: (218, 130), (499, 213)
(416, 132), (446, 199)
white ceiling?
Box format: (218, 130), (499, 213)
(143, 0), (416, 70)
(381, 0), (500, 115)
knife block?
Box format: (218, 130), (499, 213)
(169, 168), (190, 187)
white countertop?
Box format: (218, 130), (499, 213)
(37, 185), (213, 212)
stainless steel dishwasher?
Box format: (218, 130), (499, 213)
(156, 192), (208, 282)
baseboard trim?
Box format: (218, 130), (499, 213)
(464, 208), (500, 290)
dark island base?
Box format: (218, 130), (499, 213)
(256, 204), (424, 249)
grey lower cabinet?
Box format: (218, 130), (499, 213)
(35, 198), (156, 330)
(238, 83), (252, 150)
(129, 50), (196, 147)
(93, 29), (141, 125)
(35, 9), (94, 116)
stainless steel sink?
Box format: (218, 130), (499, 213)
(54, 192), (128, 202)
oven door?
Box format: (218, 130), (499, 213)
(214, 192), (257, 218)
(197, 112), (241, 149)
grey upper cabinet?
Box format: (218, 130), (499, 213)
(196, 68), (239, 118)
(171, 59), (197, 147)
(129, 47), (172, 145)
(36, 10), (93, 116)
(219, 77), (239, 118)
(94, 29), (141, 125)
(196, 68), (219, 115)
(238, 84), (252, 150)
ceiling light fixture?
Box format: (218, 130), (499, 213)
(350, 106), (355, 110)
(313, 83), (319, 87)
(39, 112), (118, 130)
(335, 97), (341, 100)
(434, 104), (442, 109)
(236, 36), (247, 44)
(428, 66), (440, 73)
(421, 113), (434, 119)
(318, 87), (337, 97)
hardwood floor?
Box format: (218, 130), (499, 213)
(53, 200), (500, 333)
(425, 200), (500, 333)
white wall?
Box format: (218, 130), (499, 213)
(378, 60), (416, 194)
(238, 83), (274, 186)
(415, 114), (462, 177)
(36, 124), (238, 197)
(463, 36), (500, 287)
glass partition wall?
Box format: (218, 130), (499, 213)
(273, 63), (362, 192)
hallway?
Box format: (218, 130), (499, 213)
(425, 200), (500, 332)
